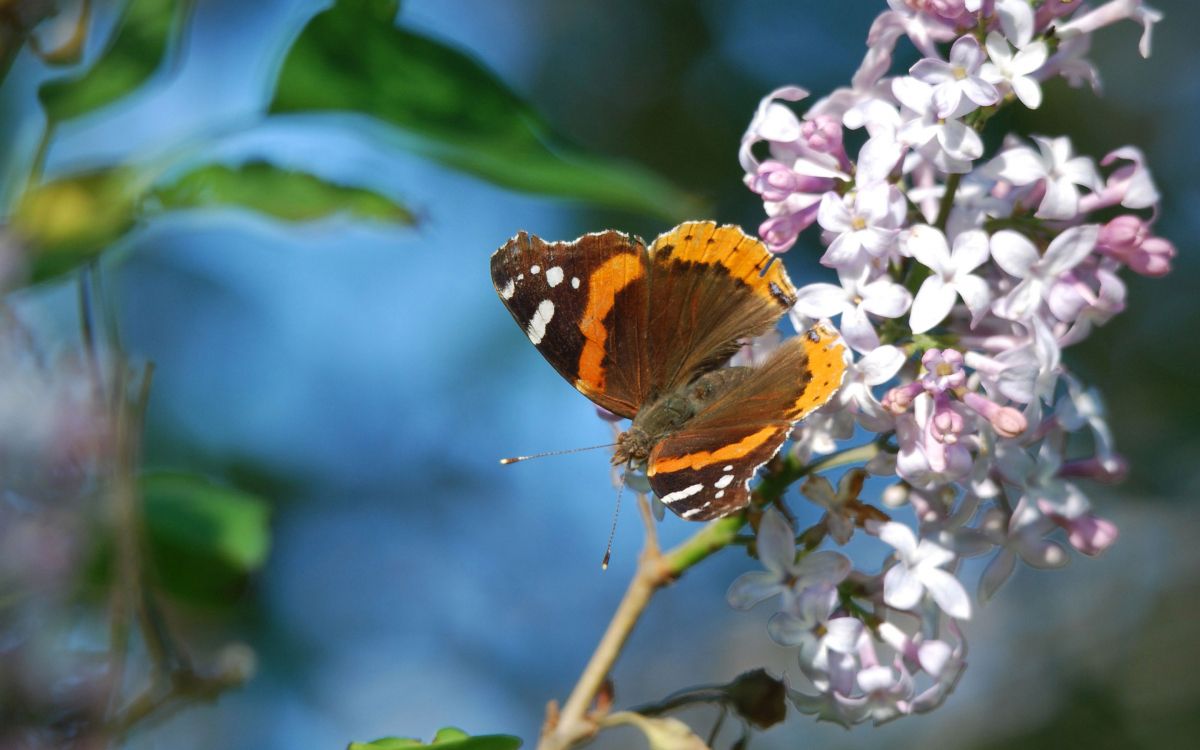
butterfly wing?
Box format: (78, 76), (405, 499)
(491, 230), (651, 418)
(647, 326), (847, 520)
(644, 221), (797, 397)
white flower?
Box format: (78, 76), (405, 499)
(991, 136), (1102, 219)
(980, 31), (1047, 109)
(878, 521), (972, 620)
(835, 345), (907, 432)
(990, 225), (1099, 321)
(727, 508), (852, 609)
(768, 586), (864, 672)
(792, 268), (912, 353)
(903, 225), (992, 333)
(816, 182), (905, 268)
(892, 76), (983, 174)
(909, 36), (999, 118)
(978, 500), (1068, 603)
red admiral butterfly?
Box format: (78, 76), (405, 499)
(492, 221), (846, 520)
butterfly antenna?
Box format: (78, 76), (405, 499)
(601, 471), (627, 570)
(499, 442), (615, 465)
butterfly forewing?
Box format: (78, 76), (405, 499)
(647, 329), (847, 520)
(491, 230), (651, 418)
(644, 222), (797, 397)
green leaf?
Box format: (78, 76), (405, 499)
(270, 0), (698, 220)
(16, 159), (414, 282)
(347, 728), (521, 750)
(149, 161), (415, 224)
(39, 0), (188, 124)
(142, 472), (271, 602)
(12, 166), (141, 280)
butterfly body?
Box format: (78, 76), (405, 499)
(492, 221), (846, 521)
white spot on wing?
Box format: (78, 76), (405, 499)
(571, 277), (580, 289)
(546, 266), (564, 287)
(682, 506), (707, 518)
(660, 483), (704, 505)
(526, 300), (555, 345)
(723, 465), (734, 472)
(714, 490), (725, 499)
(714, 474), (735, 489)
(500, 279), (516, 300)
(530, 265), (541, 274)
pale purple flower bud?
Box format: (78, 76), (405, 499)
(1097, 214), (1148, 251)
(760, 212), (811, 254)
(882, 382), (924, 414)
(920, 348), (966, 393)
(1095, 215), (1175, 277)
(1056, 0), (1163, 58)
(1130, 237), (1175, 277)
(961, 391), (1027, 437)
(801, 115), (846, 158)
(930, 396), (965, 444)
(905, 0), (975, 28)
(1036, 499), (1119, 556)
(1059, 455), (1130, 484)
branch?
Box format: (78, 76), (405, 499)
(536, 441), (881, 750)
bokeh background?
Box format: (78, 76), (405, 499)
(2, 0), (1198, 748)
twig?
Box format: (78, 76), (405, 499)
(537, 441), (883, 749)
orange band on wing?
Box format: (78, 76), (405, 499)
(787, 323), (847, 419)
(648, 425), (779, 476)
(652, 221), (796, 310)
(575, 253), (644, 394)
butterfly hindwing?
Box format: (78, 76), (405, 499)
(491, 230), (651, 418)
(647, 328), (847, 520)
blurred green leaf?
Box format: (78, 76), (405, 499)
(270, 0), (698, 220)
(347, 728), (521, 750)
(142, 471), (271, 603)
(38, 0), (188, 124)
(12, 166), (140, 280)
(16, 159), (413, 282)
(150, 161), (415, 224)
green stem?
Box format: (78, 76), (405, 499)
(934, 172), (962, 231)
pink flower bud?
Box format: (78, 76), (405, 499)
(882, 382), (924, 414)
(961, 391), (1027, 438)
(1129, 236), (1175, 277)
(1097, 215), (1148, 252)
(800, 115), (843, 154)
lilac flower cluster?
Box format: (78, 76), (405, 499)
(731, 0), (1168, 726)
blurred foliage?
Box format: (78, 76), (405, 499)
(348, 727), (522, 750)
(151, 161), (416, 224)
(13, 160), (413, 280)
(270, 0), (698, 221)
(141, 471), (270, 603)
(38, 0), (187, 124)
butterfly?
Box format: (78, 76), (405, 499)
(491, 221), (846, 520)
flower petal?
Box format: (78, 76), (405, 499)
(726, 571), (784, 610)
(920, 567), (972, 619)
(793, 283), (850, 318)
(756, 506), (797, 576)
(978, 548), (1016, 603)
(797, 550), (853, 587)
(884, 564), (924, 610)
(989, 230), (1038, 277)
(823, 617), (865, 653)
(858, 345), (906, 384)
(909, 276), (957, 334)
